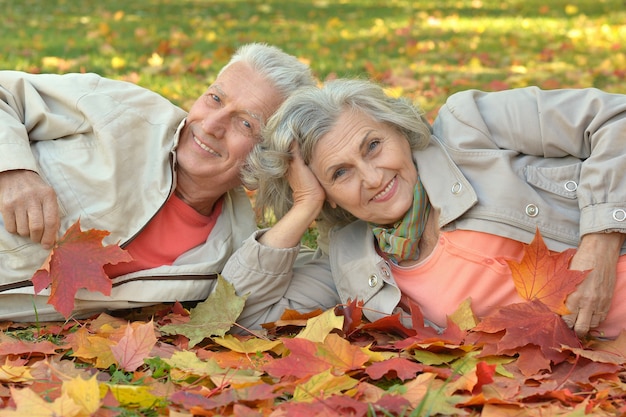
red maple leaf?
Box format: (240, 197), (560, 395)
(338, 298), (363, 336)
(365, 357), (427, 381)
(31, 219), (133, 318)
(473, 361), (496, 394)
(474, 299), (581, 374)
(507, 228), (589, 315)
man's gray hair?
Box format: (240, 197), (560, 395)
(220, 43), (316, 100)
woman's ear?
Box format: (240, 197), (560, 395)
(328, 199), (337, 209)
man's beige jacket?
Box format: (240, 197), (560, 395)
(0, 71), (256, 321)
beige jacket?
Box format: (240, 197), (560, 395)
(224, 86), (626, 329)
(0, 71), (256, 321)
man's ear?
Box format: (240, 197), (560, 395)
(328, 199), (337, 209)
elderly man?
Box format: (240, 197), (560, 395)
(0, 43), (319, 322)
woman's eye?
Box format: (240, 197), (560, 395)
(367, 139), (381, 152)
(332, 168), (346, 181)
(242, 119), (252, 129)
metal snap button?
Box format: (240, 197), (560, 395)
(613, 209), (626, 222)
(525, 204), (539, 217)
(451, 182), (462, 194)
(368, 275), (379, 287)
(564, 180), (578, 192)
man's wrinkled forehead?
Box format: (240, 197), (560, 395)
(211, 83), (264, 123)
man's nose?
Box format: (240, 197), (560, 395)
(201, 110), (227, 139)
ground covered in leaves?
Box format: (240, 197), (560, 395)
(2, 233), (626, 416)
(1, 295), (626, 417)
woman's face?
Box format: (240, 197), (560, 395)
(309, 110), (418, 226)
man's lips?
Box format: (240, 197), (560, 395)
(193, 135), (221, 157)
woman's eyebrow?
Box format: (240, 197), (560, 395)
(358, 130), (374, 152)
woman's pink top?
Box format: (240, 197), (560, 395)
(104, 194), (222, 278)
(389, 229), (626, 338)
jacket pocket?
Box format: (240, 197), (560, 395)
(525, 163), (581, 200)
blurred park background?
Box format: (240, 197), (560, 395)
(2, 0), (624, 122)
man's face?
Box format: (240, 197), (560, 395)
(177, 61), (284, 197)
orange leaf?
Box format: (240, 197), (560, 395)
(31, 219), (132, 318)
(506, 229), (589, 315)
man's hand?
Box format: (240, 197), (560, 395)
(563, 232), (626, 337)
(0, 169), (60, 249)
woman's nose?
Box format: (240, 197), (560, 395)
(360, 165), (383, 188)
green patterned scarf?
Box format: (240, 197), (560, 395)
(370, 178), (431, 263)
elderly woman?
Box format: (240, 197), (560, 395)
(222, 79), (626, 338)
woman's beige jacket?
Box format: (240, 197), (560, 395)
(223, 86), (626, 329)
(0, 71), (256, 321)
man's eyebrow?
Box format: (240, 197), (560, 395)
(210, 83), (262, 123)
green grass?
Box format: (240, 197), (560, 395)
(2, 0), (623, 116)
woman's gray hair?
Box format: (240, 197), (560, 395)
(220, 43), (316, 100)
(244, 78), (433, 229)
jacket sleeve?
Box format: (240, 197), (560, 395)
(0, 70), (183, 174)
(436, 86), (626, 236)
(0, 71), (99, 173)
(221, 229), (341, 331)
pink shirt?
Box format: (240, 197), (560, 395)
(389, 229), (626, 338)
(104, 194), (222, 278)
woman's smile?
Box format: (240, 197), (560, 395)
(370, 176), (397, 202)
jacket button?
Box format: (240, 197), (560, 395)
(381, 265), (391, 277)
(564, 180), (578, 192)
(525, 204), (539, 217)
(613, 209), (626, 222)
(451, 182), (462, 194)
(368, 275), (379, 287)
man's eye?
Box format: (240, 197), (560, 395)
(242, 120), (252, 129)
(206, 93), (221, 105)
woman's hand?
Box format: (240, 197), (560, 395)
(258, 144), (326, 249)
(0, 169), (60, 249)
(563, 232), (625, 337)
(287, 143), (326, 212)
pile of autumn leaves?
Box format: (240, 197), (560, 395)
(1, 230), (626, 416)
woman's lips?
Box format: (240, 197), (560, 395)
(371, 176), (396, 202)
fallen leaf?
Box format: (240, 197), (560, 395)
(110, 320), (157, 371)
(31, 219), (132, 318)
(0, 386), (83, 417)
(292, 369), (358, 402)
(296, 308), (344, 343)
(506, 229), (589, 315)
(159, 275), (247, 347)
(61, 374), (101, 416)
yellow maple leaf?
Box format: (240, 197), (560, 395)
(293, 369), (358, 402)
(296, 308), (344, 343)
(0, 360), (32, 383)
(62, 374), (101, 417)
(70, 330), (116, 369)
(212, 334), (282, 354)
(0, 386), (82, 417)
